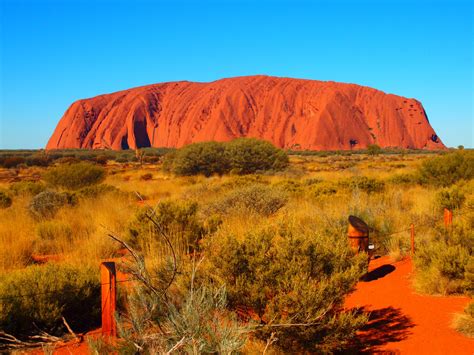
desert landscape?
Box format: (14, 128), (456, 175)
(0, 138), (473, 353)
(1, 0), (472, 354)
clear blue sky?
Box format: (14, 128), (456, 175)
(1, 0), (472, 149)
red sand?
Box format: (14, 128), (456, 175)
(46, 75), (445, 151)
(345, 256), (474, 354)
(28, 255), (473, 354)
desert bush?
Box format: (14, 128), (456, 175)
(43, 162), (105, 190)
(1, 156), (25, 168)
(414, 226), (473, 295)
(163, 141), (229, 177)
(76, 184), (123, 199)
(453, 302), (474, 338)
(311, 181), (338, 198)
(204, 225), (368, 352)
(163, 138), (289, 176)
(340, 176), (385, 193)
(436, 186), (465, 210)
(89, 267), (248, 353)
(95, 155), (109, 165)
(0, 263), (100, 336)
(225, 138), (289, 174)
(273, 179), (303, 194)
(208, 185), (288, 216)
(28, 191), (69, 219)
(0, 191), (12, 209)
(367, 144), (382, 156)
(418, 151), (474, 187)
(140, 172), (153, 181)
(25, 155), (51, 167)
(35, 220), (73, 254)
(9, 181), (45, 196)
(388, 173), (419, 185)
(127, 200), (215, 253)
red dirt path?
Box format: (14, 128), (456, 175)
(30, 255), (473, 354)
(345, 256), (474, 354)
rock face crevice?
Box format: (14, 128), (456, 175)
(46, 75), (445, 150)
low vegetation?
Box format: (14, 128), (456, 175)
(163, 138), (289, 176)
(0, 263), (100, 336)
(0, 144), (472, 350)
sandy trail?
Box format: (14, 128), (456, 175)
(345, 256), (473, 354)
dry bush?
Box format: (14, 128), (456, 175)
(453, 302), (474, 338)
(43, 162), (105, 190)
(0, 263), (100, 336)
(207, 184), (288, 217)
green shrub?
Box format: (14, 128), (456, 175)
(414, 227), (473, 295)
(418, 151), (474, 187)
(10, 181), (46, 196)
(28, 191), (69, 219)
(163, 141), (229, 177)
(208, 185), (288, 216)
(311, 181), (338, 198)
(388, 173), (419, 185)
(204, 225), (368, 352)
(0, 191), (12, 209)
(163, 138), (289, 176)
(340, 176), (385, 193)
(77, 184), (123, 199)
(225, 138), (289, 174)
(273, 180), (303, 194)
(127, 201), (215, 253)
(0, 263), (100, 336)
(436, 186), (465, 210)
(367, 144), (382, 156)
(43, 162), (106, 190)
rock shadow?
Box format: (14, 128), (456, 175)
(339, 306), (415, 354)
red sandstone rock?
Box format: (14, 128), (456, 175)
(46, 75), (445, 150)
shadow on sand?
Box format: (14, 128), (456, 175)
(362, 264), (396, 282)
(339, 306), (415, 354)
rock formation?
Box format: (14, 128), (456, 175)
(46, 75), (445, 150)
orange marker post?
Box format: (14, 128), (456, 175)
(443, 208), (453, 229)
(101, 261), (117, 337)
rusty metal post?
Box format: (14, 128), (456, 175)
(347, 216), (370, 255)
(444, 208), (453, 229)
(410, 223), (415, 256)
(101, 261), (117, 337)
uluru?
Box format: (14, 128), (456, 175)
(46, 75), (445, 151)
